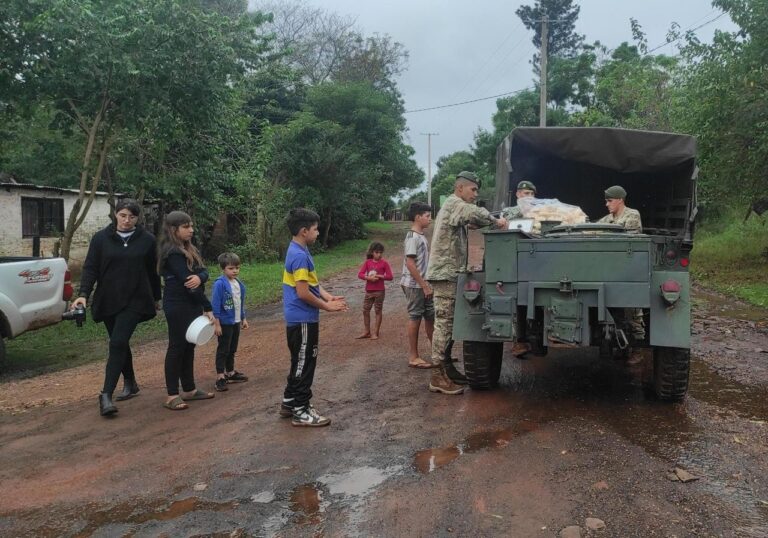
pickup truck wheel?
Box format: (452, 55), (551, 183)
(463, 341), (503, 390)
(653, 347), (690, 402)
(0, 337), (6, 375)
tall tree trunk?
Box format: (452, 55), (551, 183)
(60, 96), (112, 262)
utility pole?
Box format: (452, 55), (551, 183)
(420, 132), (439, 207)
(539, 14), (548, 127)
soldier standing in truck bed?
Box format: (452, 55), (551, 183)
(425, 171), (508, 395)
(598, 185), (645, 343)
(598, 185), (642, 232)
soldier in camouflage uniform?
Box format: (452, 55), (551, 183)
(501, 180), (537, 220)
(599, 185), (646, 342)
(425, 171), (508, 395)
(598, 185), (642, 232)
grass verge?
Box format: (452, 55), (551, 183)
(691, 208), (768, 307)
(3, 222), (402, 378)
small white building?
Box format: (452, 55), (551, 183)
(0, 182), (115, 266)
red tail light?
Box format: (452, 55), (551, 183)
(680, 258), (690, 268)
(63, 269), (74, 300)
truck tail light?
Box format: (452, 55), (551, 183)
(679, 258), (689, 267)
(463, 279), (481, 303)
(63, 269), (74, 301)
(661, 279), (681, 304)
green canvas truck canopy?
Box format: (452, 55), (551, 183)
(494, 127), (698, 239)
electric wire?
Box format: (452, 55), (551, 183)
(644, 11), (726, 55)
(449, 19), (525, 102)
(404, 87), (533, 114)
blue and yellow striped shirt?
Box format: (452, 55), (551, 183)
(282, 241), (321, 325)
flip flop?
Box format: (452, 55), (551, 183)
(408, 358), (434, 369)
(182, 389), (215, 401)
(163, 396), (189, 410)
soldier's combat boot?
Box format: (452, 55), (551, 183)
(428, 366), (465, 395)
(442, 340), (468, 385)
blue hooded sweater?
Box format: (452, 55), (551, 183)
(211, 275), (246, 325)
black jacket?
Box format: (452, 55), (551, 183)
(78, 225), (162, 323)
(160, 249), (212, 312)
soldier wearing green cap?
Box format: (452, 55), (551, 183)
(598, 185), (642, 233)
(425, 171), (508, 395)
(599, 186), (645, 342)
(501, 180), (537, 220)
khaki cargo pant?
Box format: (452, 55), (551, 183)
(429, 281), (456, 365)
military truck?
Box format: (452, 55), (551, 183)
(453, 127), (696, 401)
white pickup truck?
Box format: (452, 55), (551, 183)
(0, 257), (73, 371)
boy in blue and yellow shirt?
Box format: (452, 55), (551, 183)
(280, 208), (347, 427)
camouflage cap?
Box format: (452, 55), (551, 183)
(456, 171), (480, 185)
(604, 185), (627, 199)
(517, 180), (537, 192)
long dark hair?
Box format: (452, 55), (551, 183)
(366, 241), (384, 259)
(158, 211), (204, 271)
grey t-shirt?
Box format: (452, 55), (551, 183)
(400, 230), (429, 288)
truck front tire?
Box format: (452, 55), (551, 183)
(0, 337), (6, 375)
(463, 341), (503, 390)
(653, 346), (690, 402)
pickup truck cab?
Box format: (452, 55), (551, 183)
(0, 257), (73, 371)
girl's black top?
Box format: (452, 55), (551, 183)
(160, 248), (212, 312)
(78, 225), (162, 323)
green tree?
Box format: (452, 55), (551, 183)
(568, 43), (678, 131)
(673, 0), (768, 206)
(270, 82), (421, 246)
(516, 0), (584, 69)
(0, 0), (271, 260)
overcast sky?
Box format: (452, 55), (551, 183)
(250, 1), (735, 191)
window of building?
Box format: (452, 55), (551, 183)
(21, 197), (65, 237)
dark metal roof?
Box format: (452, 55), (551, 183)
(0, 182), (116, 196)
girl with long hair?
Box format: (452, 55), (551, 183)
(158, 211), (215, 410)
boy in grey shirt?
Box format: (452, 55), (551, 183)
(400, 202), (436, 369)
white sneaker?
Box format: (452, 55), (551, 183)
(291, 405), (331, 427)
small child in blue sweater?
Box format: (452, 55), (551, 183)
(212, 252), (249, 392)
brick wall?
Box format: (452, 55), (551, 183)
(0, 188), (113, 267)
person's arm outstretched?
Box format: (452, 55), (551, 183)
(295, 281), (347, 312)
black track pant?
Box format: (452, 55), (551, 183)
(215, 323), (241, 374)
(102, 310), (142, 394)
(164, 305), (200, 396)
(282, 322), (319, 410)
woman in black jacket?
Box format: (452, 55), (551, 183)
(72, 199), (162, 417)
(158, 211), (215, 410)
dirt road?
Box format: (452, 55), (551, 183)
(1, 230), (768, 537)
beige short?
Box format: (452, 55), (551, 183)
(402, 285), (435, 321)
(363, 291), (385, 313)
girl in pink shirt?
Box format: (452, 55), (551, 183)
(356, 241), (393, 340)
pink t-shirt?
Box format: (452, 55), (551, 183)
(357, 258), (393, 292)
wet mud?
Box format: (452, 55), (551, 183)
(1, 226), (768, 536)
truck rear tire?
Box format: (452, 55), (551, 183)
(0, 337), (6, 375)
(463, 341), (503, 390)
(653, 346), (690, 402)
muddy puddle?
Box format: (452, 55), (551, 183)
(413, 423), (537, 474)
(69, 496), (238, 537)
(260, 464), (402, 535)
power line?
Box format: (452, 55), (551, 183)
(473, 43), (537, 99)
(404, 87), (533, 114)
(449, 20), (525, 103)
(644, 11), (726, 55)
